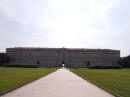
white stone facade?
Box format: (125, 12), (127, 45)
(6, 47), (120, 68)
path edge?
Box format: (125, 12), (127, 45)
(68, 69), (122, 97)
(0, 68), (58, 96)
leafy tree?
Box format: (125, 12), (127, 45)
(120, 55), (130, 68)
(0, 53), (10, 65)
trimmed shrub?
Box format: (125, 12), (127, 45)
(88, 65), (123, 69)
(1, 63), (39, 68)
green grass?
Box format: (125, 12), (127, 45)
(0, 67), (57, 94)
(70, 68), (130, 97)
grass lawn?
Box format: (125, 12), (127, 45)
(70, 68), (130, 97)
(0, 67), (57, 94)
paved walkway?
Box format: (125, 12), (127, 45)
(1, 68), (114, 97)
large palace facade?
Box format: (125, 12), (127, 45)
(6, 47), (120, 68)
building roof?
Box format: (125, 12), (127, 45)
(6, 47), (120, 52)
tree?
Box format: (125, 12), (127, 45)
(120, 55), (130, 68)
(0, 53), (10, 65)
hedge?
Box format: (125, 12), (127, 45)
(1, 63), (39, 68)
(88, 65), (123, 69)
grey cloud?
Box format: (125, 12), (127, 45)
(107, 0), (130, 28)
(0, 0), (51, 52)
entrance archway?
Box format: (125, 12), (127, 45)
(87, 61), (90, 67)
(62, 61), (65, 67)
(37, 60), (40, 66)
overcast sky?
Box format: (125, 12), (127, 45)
(0, 0), (130, 57)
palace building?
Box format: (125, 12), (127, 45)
(6, 47), (120, 68)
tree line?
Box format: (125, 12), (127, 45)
(0, 53), (10, 65)
(119, 55), (130, 68)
